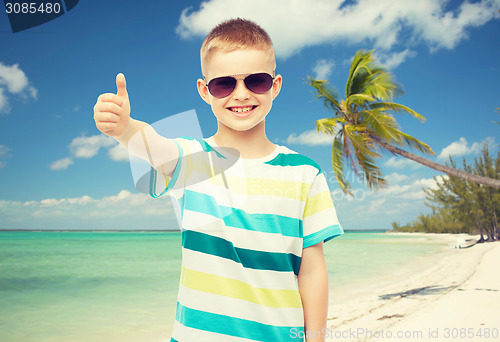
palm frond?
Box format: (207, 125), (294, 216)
(346, 50), (374, 97)
(396, 131), (435, 155)
(315, 117), (345, 135)
(363, 70), (402, 101)
(369, 102), (426, 122)
(343, 124), (378, 159)
(346, 50), (403, 101)
(306, 77), (341, 115)
(359, 109), (400, 144)
(346, 94), (375, 109)
(356, 150), (387, 190)
(331, 134), (352, 194)
(343, 124), (386, 189)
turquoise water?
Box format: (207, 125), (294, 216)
(324, 232), (452, 303)
(0, 231), (451, 342)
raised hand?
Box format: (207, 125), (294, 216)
(93, 73), (131, 137)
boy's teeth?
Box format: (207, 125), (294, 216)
(231, 106), (253, 113)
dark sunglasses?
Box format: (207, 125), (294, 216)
(204, 72), (275, 98)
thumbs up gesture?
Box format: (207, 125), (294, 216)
(94, 73), (131, 137)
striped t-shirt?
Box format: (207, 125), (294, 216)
(150, 136), (343, 342)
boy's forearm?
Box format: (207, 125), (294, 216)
(115, 118), (149, 147)
(116, 118), (179, 176)
(298, 244), (329, 342)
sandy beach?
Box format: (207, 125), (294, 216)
(326, 233), (500, 342)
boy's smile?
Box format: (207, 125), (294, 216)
(228, 105), (257, 116)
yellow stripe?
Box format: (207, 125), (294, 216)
(180, 267), (302, 308)
(201, 176), (310, 201)
(181, 140), (229, 180)
(303, 190), (334, 218)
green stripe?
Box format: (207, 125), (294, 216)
(303, 224), (344, 248)
(149, 140), (183, 198)
(182, 190), (302, 238)
(198, 139), (227, 158)
(182, 230), (301, 275)
(175, 302), (304, 341)
(266, 153), (322, 174)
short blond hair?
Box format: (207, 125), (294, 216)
(201, 18), (275, 74)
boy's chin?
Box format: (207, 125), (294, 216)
(218, 118), (266, 133)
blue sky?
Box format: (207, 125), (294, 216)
(0, 0), (499, 231)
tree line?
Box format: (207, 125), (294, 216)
(392, 145), (500, 242)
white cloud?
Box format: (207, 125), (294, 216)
(367, 198), (386, 213)
(384, 156), (422, 170)
(49, 157), (74, 170)
(312, 59), (335, 80)
(374, 49), (417, 70)
(108, 144), (129, 161)
(382, 175), (446, 200)
(50, 134), (129, 170)
(438, 136), (496, 160)
(284, 129), (334, 146)
(385, 172), (409, 184)
(0, 144), (11, 168)
(176, 0), (500, 59)
(69, 134), (116, 158)
(0, 88), (8, 113)
(0, 144), (10, 157)
(330, 171), (450, 229)
(0, 62), (37, 113)
(0, 190), (179, 230)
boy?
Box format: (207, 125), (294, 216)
(94, 18), (343, 342)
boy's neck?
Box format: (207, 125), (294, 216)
(213, 122), (276, 159)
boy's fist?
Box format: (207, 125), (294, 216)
(93, 73), (131, 137)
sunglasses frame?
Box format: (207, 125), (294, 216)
(203, 71), (276, 98)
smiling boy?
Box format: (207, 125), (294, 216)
(94, 18), (343, 342)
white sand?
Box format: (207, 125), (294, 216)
(326, 234), (500, 342)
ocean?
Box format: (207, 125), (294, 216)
(0, 231), (453, 342)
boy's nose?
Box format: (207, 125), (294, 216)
(231, 79), (251, 100)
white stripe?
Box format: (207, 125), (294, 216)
(242, 195), (303, 217)
(303, 205), (340, 235)
(177, 286), (304, 327)
(181, 248), (299, 290)
(181, 211), (302, 256)
(306, 173), (330, 197)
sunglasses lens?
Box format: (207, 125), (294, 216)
(207, 73), (274, 98)
(208, 77), (236, 98)
(245, 73), (273, 94)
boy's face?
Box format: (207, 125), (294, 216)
(197, 48), (282, 133)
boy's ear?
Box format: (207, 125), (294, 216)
(197, 78), (211, 105)
(272, 74), (282, 100)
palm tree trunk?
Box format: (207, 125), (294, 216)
(493, 210), (500, 240)
(369, 136), (500, 189)
(487, 226), (494, 242)
(474, 214), (485, 243)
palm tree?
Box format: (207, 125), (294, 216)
(307, 50), (500, 193)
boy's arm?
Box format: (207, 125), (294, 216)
(297, 242), (328, 342)
(93, 73), (178, 176)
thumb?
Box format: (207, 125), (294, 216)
(116, 73), (128, 98)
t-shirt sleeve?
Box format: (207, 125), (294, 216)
(149, 137), (226, 199)
(149, 137), (199, 198)
(302, 171), (344, 248)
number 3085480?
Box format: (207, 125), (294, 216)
(5, 2), (61, 14)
